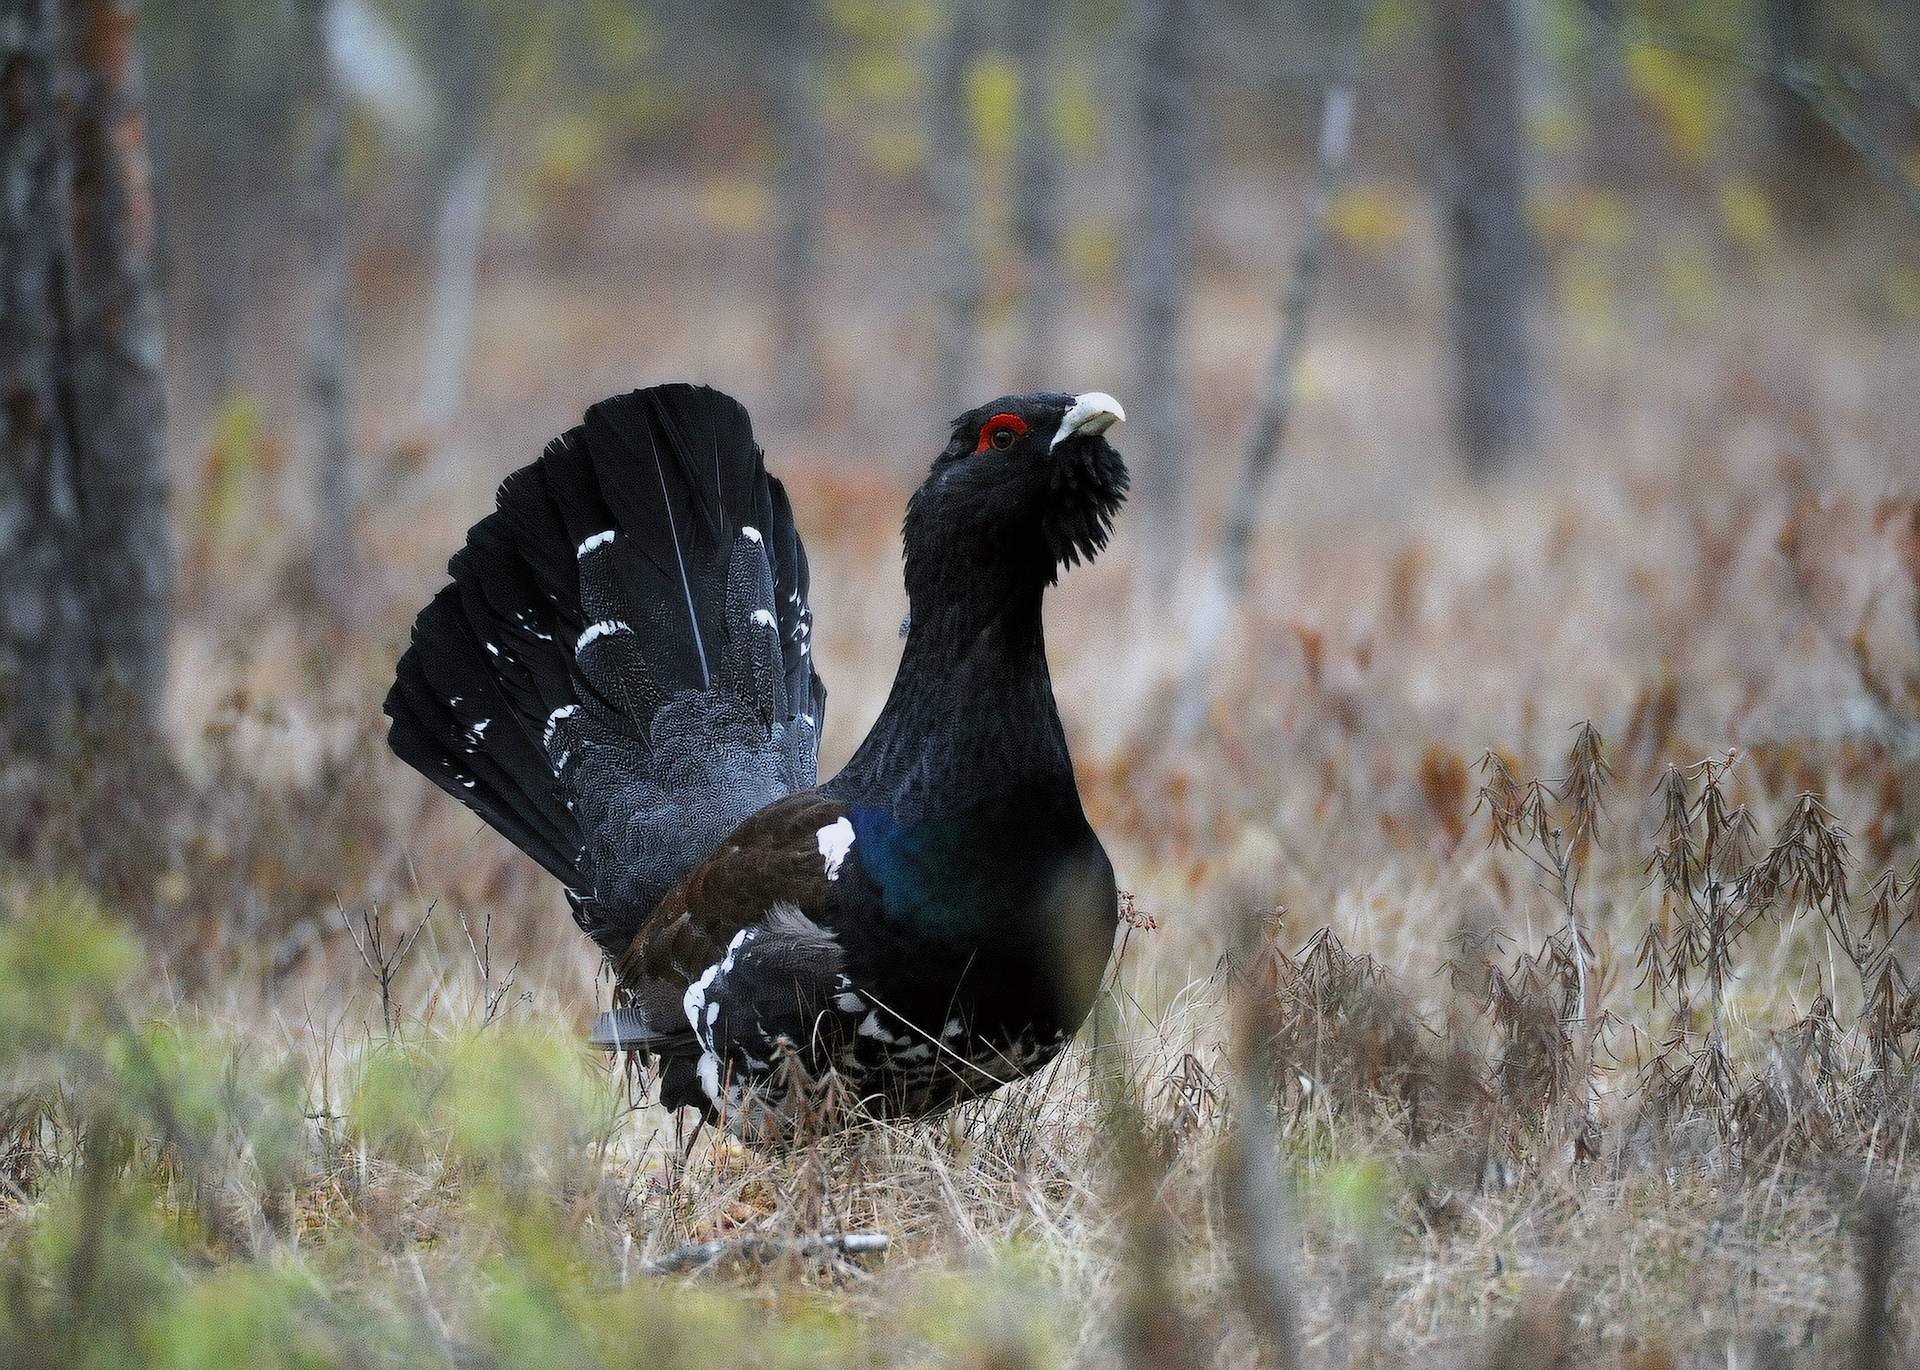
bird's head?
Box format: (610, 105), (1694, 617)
(903, 391), (1129, 597)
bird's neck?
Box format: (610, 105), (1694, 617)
(829, 579), (1079, 817)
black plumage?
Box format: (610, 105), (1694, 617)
(386, 384), (1128, 1132)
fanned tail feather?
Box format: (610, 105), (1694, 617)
(385, 384), (824, 957)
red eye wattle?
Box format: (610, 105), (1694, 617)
(974, 413), (1029, 453)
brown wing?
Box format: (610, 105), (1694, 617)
(608, 790), (848, 1036)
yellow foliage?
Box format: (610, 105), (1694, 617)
(1293, 356), (1331, 405)
(1529, 101), (1581, 158)
(533, 115), (602, 191)
(1529, 186), (1633, 250)
(1064, 220), (1118, 283)
(1560, 249), (1621, 347)
(1887, 265), (1920, 320)
(1328, 186), (1412, 252)
(199, 392), (280, 538)
(1364, 0), (1421, 47)
(827, 0), (939, 44)
(699, 175), (770, 232)
(967, 53), (1019, 164)
(864, 125), (926, 178)
(1657, 243), (1716, 323)
(1717, 179), (1777, 258)
(1626, 46), (1722, 163)
(1577, 189), (1634, 250)
(841, 51), (921, 104)
(1052, 65), (1103, 160)
(588, 0), (652, 67)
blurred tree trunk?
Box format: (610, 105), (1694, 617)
(304, 0), (356, 613)
(0, 0), (174, 740)
(1763, 0), (1820, 159)
(1435, 0), (1540, 478)
(926, 1), (984, 424)
(416, 0), (491, 432)
(768, 0), (827, 424)
(1761, 0), (1840, 229)
(1175, 80), (1354, 741)
(1128, 0), (1201, 586)
(1012, 0), (1067, 388)
(1578, 0), (1643, 186)
(181, 1), (273, 416)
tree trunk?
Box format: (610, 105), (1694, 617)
(415, 0), (490, 431)
(926, 2), (984, 425)
(1011, 0), (1067, 388)
(1761, 0), (1841, 229)
(1435, 0), (1540, 477)
(768, 0), (827, 424)
(305, 0), (356, 612)
(1175, 82), (1354, 741)
(181, 0), (266, 414)
(0, 0), (173, 741)
(1128, 0), (1202, 585)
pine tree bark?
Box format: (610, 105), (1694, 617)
(1011, 0), (1067, 389)
(926, 2), (984, 426)
(0, 0), (174, 742)
(1128, 0), (1201, 587)
(768, 0), (827, 424)
(415, 0), (490, 430)
(305, 0), (356, 612)
(1435, 0), (1540, 477)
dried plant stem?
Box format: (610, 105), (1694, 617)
(338, 897), (430, 1036)
(1222, 920), (1304, 1363)
(1542, 825), (1600, 1141)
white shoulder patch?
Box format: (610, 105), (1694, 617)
(816, 817), (855, 881)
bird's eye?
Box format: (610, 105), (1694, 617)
(974, 412), (1028, 454)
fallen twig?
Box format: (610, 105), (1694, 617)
(642, 1230), (890, 1276)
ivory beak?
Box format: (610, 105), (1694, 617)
(1051, 392), (1126, 449)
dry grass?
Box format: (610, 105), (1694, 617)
(2, 162), (1918, 1366)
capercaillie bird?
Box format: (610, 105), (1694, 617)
(385, 384), (1127, 1132)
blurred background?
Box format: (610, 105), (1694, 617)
(4, 3), (1920, 1362)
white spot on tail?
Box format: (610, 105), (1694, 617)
(577, 530), (615, 557)
(741, 526), (762, 544)
(817, 817), (854, 881)
(696, 1051), (721, 1105)
(834, 992), (865, 1014)
(857, 1011), (898, 1044)
(542, 704), (578, 748)
(576, 620), (630, 651)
